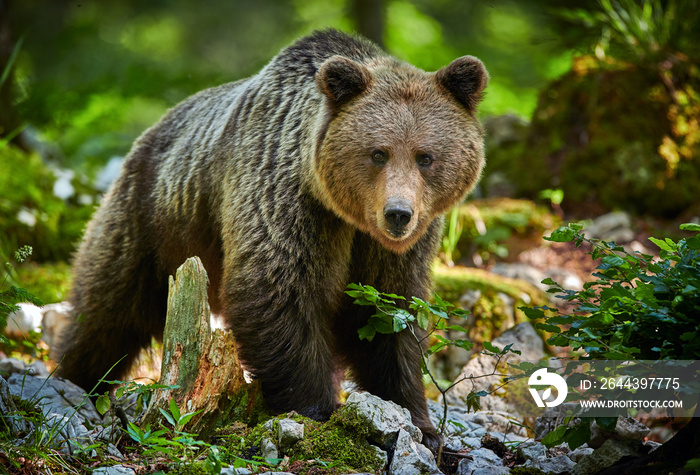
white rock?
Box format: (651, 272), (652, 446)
(568, 444), (594, 462)
(41, 301), (73, 359)
(447, 322), (545, 416)
(584, 211), (634, 243)
(277, 418), (304, 452)
(6, 303), (43, 336)
(345, 392), (422, 448)
(0, 358), (27, 375)
(517, 440), (546, 461)
(261, 437), (279, 461)
(572, 439), (642, 475)
(92, 465), (135, 475)
(539, 454), (576, 474)
(388, 428), (439, 475)
(457, 447), (508, 475)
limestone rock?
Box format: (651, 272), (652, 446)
(447, 321), (545, 413)
(261, 437), (279, 461)
(517, 440), (546, 461)
(589, 417), (650, 448)
(5, 303), (43, 337)
(388, 428), (440, 475)
(456, 447), (508, 475)
(41, 301), (73, 358)
(277, 418), (304, 452)
(539, 454), (576, 474)
(571, 439), (642, 475)
(345, 392), (422, 448)
(92, 465), (136, 475)
(568, 444), (594, 462)
(584, 211), (634, 243)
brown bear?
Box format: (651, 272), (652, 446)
(56, 29), (487, 448)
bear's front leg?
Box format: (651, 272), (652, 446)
(336, 222), (444, 451)
(222, 272), (344, 421)
(344, 326), (440, 451)
(219, 204), (355, 421)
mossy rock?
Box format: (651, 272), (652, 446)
(434, 264), (548, 333)
(230, 409), (384, 475)
(450, 198), (560, 263)
(431, 264), (550, 381)
(499, 55), (700, 217)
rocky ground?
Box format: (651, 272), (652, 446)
(1, 208), (690, 475)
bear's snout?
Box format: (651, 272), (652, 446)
(383, 197), (414, 237)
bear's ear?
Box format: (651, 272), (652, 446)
(436, 56), (488, 112)
(316, 55), (372, 107)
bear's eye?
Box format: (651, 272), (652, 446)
(416, 154), (433, 167)
(371, 150), (388, 165)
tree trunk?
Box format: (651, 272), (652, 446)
(140, 257), (265, 438)
(351, 0), (385, 47)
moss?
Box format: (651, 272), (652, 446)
(224, 380), (272, 428)
(433, 264), (548, 344)
(171, 462), (208, 475)
(450, 198), (560, 264)
(227, 409), (382, 474)
(290, 408), (380, 473)
(502, 55), (700, 217)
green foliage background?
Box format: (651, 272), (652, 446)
(2, 0), (699, 300)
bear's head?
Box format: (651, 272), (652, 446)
(315, 54), (488, 253)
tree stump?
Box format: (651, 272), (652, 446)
(141, 257), (265, 438)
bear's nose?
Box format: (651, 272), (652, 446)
(384, 198), (413, 234)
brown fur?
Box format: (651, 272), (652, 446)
(55, 29), (488, 449)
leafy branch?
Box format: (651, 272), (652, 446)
(346, 283), (520, 464)
(522, 223), (700, 360)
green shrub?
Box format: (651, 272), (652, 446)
(523, 223), (700, 360)
(1, 246), (43, 344)
(0, 144), (96, 262)
(494, 0), (700, 216)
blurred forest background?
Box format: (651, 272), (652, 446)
(1, 0), (699, 304)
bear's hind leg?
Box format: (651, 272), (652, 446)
(56, 251), (168, 396)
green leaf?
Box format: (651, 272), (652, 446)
(544, 226), (579, 243)
(159, 407), (177, 427)
(686, 237), (700, 250)
(541, 424), (568, 448)
(169, 398), (181, 422)
(428, 341), (447, 355)
(601, 255), (625, 267)
(95, 394), (111, 415)
(482, 341), (500, 353)
(358, 324), (376, 342)
(416, 310), (429, 330)
(519, 306), (546, 319)
(566, 422), (592, 450)
(680, 223), (700, 232)
(178, 410), (201, 427)
(536, 323), (562, 333)
(649, 237), (677, 253)
(680, 332), (696, 341)
(454, 339), (474, 351)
